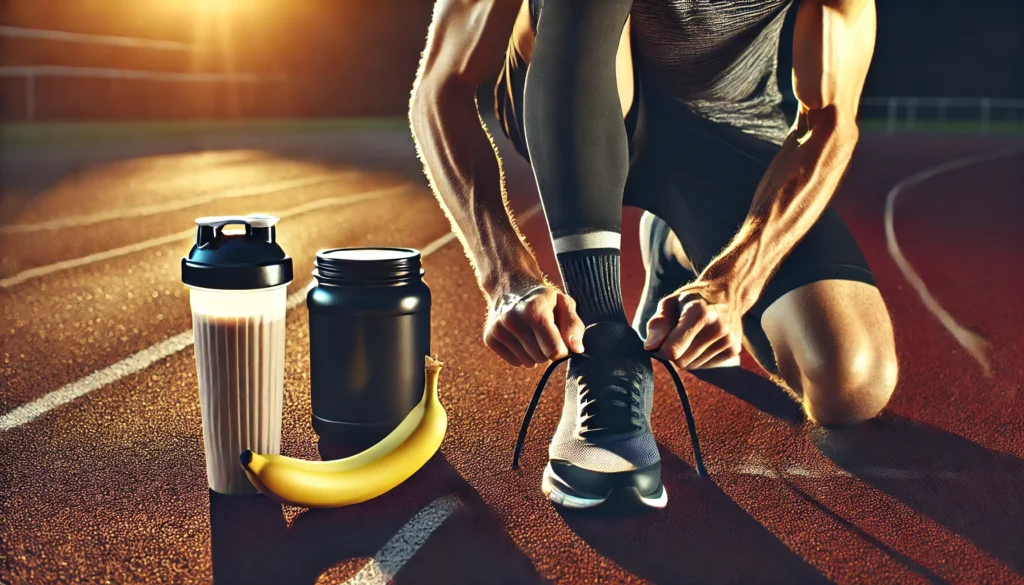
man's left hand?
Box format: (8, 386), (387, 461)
(643, 281), (744, 370)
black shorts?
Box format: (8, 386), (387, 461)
(493, 29), (876, 372)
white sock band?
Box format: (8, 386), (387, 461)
(552, 230), (621, 255)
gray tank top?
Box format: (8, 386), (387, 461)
(530, 0), (794, 145)
(631, 0), (794, 144)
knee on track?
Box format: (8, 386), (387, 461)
(801, 345), (899, 427)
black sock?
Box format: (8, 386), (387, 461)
(558, 249), (628, 325)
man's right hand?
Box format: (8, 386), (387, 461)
(484, 285), (586, 367)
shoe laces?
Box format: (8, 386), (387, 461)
(511, 352), (707, 476)
(574, 358), (644, 439)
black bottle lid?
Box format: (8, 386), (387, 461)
(181, 215), (293, 290)
(314, 247), (422, 285)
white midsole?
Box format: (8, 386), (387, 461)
(542, 463), (668, 509)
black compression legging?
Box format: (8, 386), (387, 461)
(523, 0), (633, 241)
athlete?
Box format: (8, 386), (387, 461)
(409, 0), (897, 508)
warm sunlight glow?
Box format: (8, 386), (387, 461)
(185, 0), (249, 116)
(190, 0), (248, 15)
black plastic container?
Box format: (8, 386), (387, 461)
(307, 247), (431, 446)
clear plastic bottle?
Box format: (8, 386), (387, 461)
(182, 215), (293, 495)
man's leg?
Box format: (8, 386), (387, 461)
(637, 199), (897, 425)
(510, 1), (679, 509)
(762, 280), (898, 426)
(621, 78), (897, 424)
(523, 0), (634, 325)
(639, 212), (898, 424)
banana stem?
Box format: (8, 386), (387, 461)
(425, 355), (443, 401)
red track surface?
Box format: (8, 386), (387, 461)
(1, 129), (1022, 585)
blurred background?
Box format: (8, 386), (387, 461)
(2, 0), (1023, 129)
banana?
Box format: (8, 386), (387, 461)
(240, 356), (446, 508)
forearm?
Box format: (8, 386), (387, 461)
(409, 81), (546, 300)
(700, 108), (859, 312)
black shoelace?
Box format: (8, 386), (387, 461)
(577, 358), (644, 439)
(511, 351), (707, 477)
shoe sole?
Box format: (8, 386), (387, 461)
(542, 463), (668, 509)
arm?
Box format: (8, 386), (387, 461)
(409, 0), (546, 301)
(410, 0), (585, 365)
(698, 0), (877, 313)
(645, 0), (876, 368)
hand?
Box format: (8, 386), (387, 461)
(484, 285), (585, 368)
(644, 282), (743, 370)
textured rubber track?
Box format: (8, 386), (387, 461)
(2, 130), (1023, 584)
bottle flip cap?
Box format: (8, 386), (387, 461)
(181, 214), (293, 290)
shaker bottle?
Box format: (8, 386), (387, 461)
(307, 247), (431, 446)
(181, 215), (293, 495)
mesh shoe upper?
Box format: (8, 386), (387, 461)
(549, 322), (659, 473)
(634, 212), (695, 341)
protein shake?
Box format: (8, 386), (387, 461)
(182, 215), (293, 495)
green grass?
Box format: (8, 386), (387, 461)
(0, 118), (410, 150)
(859, 119), (1024, 135)
(3, 116), (1020, 152)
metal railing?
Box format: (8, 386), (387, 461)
(1, 26), (285, 122)
(5, 26), (1022, 130)
(0, 25), (206, 52)
(859, 96), (1024, 135)
(1, 67), (287, 122)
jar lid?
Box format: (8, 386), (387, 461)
(181, 215), (293, 290)
(315, 247), (422, 284)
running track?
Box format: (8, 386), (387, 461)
(1, 127), (1022, 585)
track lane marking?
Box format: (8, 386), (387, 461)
(0, 203), (542, 431)
(342, 495), (461, 585)
(0, 331), (194, 431)
(0, 287), (309, 431)
(884, 146), (1024, 376)
(732, 463), (973, 481)
(0, 173), (355, 233)
(0, 184), (411, 289)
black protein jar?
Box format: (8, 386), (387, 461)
(307, 247), (431, 446)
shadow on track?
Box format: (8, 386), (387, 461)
(209, 454), (546, 585)
(813, 414), (1024, 575)
(556, 449), (832, 585)
(690, 367), (805, 425)
(779, 476), (950, 585)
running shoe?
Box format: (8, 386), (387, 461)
(634, 212), (740, 368)
(512, 320), (707, 508)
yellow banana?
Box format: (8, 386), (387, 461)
(240, 356), (446, 508)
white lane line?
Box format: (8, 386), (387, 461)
(0, 286), (310, 432)
(0, 184), (410, 289)
(343, 495), (461, 585)
(418, 232), (457, 258)
(418, 203), (543, 258)
(731, 463), (970, 481)
(1, 229), (196, 289)
(884, 146), (1024, 377)
(733, 463), (841, 479)
(0, 202), (542, 431)
(0, 331), (194, 431)
(0, 173), (353, 234)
